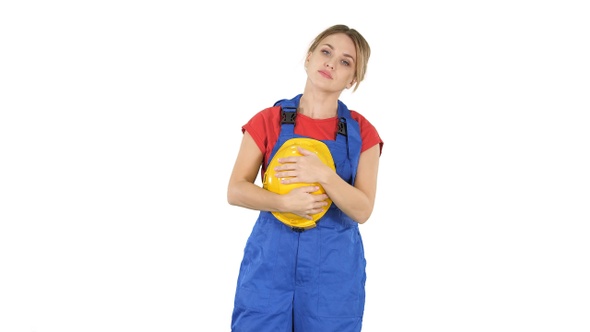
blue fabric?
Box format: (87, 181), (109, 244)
(231, 95), (365, 332)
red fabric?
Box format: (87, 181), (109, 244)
(242, 105), (383, 176)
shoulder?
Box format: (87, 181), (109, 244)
(243, 106), (281, 130)
(240, 105), (282, 157)
(250, 105), (281, 121)
(349, 110), (367, 121)
(349, 110), (384, 155)
(349, 110), (377, 131)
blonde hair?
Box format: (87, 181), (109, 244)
(307, 24), (371, 92)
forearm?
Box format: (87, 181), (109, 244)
(319, 145), (380, 224)
(227, 180), (284, 213)
(320, 172), (374, 224)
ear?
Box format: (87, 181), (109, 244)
(347, 79), (356, 89)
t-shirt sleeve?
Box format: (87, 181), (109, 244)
(241, 106), (280, 156)
(351, 111), (384, 155)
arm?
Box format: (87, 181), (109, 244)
(275, 144), (381, 224)
(319, 144), (380, 223)
(227, 132), (330, 219)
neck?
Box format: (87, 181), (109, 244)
(298, 88), (341, 119)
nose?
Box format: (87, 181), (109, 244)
(325, 61), (334, 69)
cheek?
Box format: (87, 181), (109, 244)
(343, 71), (356, 84)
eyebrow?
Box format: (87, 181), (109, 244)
(322, 43), (356, 63)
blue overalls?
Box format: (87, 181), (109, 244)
(231, 94), (366, 332)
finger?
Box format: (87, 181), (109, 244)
(310, 207), (324, 214)
(279, 175), (299, 184)
(297, 146), (313, 155)
(274, 163), (295, 172)
(303, 186), (320, 193)
(275, 171), (291, 178)
(296, 213), (313, 220)
(277, 156), (299, 163)
(314, 201), (329, 208)
(276, 170), (301, 179)
(312, 193), (329, 201)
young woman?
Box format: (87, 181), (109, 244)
(227, 24), (383, 332)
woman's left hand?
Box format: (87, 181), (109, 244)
(274, 146), (331, 184)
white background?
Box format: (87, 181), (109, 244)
(1, 0), (589, 331)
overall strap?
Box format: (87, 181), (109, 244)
(336, 100), (362, 185)
(266, 95), (301, 168)
(271, 94), (362, 185)
(273, 94), (301, 139)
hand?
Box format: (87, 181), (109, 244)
(282, 185), (329, 220)
(274, 146), (330, 185)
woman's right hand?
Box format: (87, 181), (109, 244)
(281, 186), (329, 220)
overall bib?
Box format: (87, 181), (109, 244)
(232, 95), (366, 332)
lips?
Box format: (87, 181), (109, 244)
(318, 70), (333, 79)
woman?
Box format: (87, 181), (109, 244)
(227, 24), (383, 332)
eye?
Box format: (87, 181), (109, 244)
(321, 49), (331, 56)
(341, 60), (351, 66)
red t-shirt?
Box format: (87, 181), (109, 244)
(243, 105), (383, 178)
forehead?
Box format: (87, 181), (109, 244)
(318, 33), (356, 57)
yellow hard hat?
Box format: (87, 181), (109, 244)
(263, 138), (335, 229)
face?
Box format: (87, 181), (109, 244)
(305, 33), (357, 92)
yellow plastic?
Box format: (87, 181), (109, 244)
(263, 138), (335, 229)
